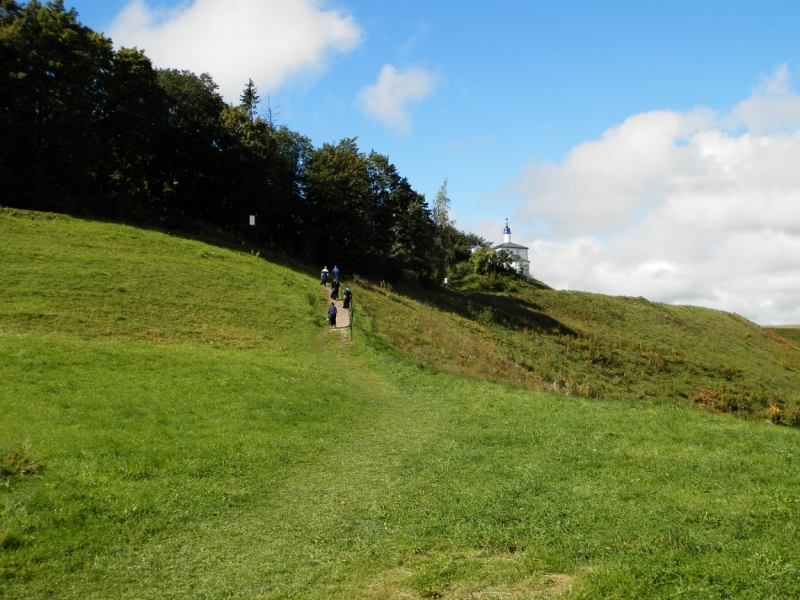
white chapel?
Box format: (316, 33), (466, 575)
(492, 220), (531, 277)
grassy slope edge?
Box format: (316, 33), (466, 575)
(2, 208), (800, 599)
(767, 325), (800, 346)
(349, 274), (800, 422)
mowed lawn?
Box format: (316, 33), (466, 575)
(2, 209), (800, 599)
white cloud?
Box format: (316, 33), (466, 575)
(504, 65), (800, 325)
(358, 64), (437, 134)
(109, 0), (361, 100)
(726, 64), (800, 133)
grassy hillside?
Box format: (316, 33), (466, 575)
(2, 208), (800, 599)
(349, 277), (800, 422)
(766, 326), (800, 346)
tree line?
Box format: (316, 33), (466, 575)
(1, 0), (489, 283)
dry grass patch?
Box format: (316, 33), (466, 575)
(362, 570), (575, 600)
(456, 573), (576, 599)
(360, 551), (576, 600)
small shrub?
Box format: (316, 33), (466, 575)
(0, 441), (42, 479)
(720, 364), (742, 380)
(750, 386), (774, 407)
(477, 306), (494, 326)
(767, 404), (783, 425)
(691, 388), (743, 414)
(784, 410), (800, 427)
(449, 261), (472, 279)
(474, 276), (493, 291)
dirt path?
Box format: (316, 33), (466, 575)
(321, 285), (350, 337)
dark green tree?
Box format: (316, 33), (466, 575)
(223, 84), (311, 249)
(155, 69), (234, 225)
(363, 151), (439, 281)
(96, 46), (166, 218)
(0, 0), (115, 211)
(0, 2), (486, 285)
(302, 138), (372, 266)
(239, 78), (259, 122)
(390, 179), (437, 282)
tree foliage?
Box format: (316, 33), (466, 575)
(0, 0), (483, 283)
(470, 247), (517, 276)
(239, 78), (259, 122)
(432, 178), (450, 230)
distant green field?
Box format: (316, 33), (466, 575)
(2, 208), (800, 599)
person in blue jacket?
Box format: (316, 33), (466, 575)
(327, 301), (337, 329)
(332, 265), (340, 283)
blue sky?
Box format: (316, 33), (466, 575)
(69, 1), (800, 323)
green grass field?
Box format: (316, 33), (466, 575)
(2, 208), (800, 598)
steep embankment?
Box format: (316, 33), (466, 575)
(2, 208), (800, 599)
(349, 277), (800, 421)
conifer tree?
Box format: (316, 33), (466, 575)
(239, 79), (260, 121)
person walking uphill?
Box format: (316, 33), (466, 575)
(327, 301), (337, 329)
(342, 287), (352, 310)
(332, 265), (340, 283)
(331, 279), (340, 300)
(320, 266), (329, 286)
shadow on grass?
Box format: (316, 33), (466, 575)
(392, 282), (578, 337)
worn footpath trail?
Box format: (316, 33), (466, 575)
(321, 284), (351, 335)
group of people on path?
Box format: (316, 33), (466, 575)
(321, 265), (351, 329)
